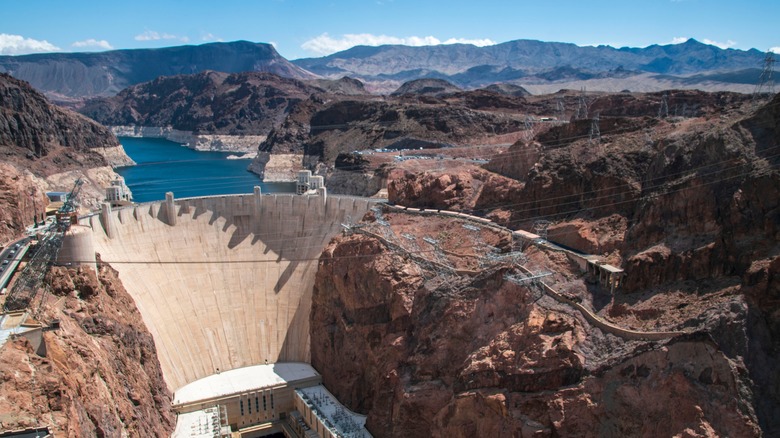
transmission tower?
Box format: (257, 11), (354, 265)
(589, 111), (601, 144)
(533, 220), (551, 240)
(753, 51), (776, 99)
(658, 92), (669, 119)
(575, 87), (588, 120)
(556, 96), (566, 120)
(523, 116), (534, 141)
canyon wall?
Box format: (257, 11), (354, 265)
(310, 211), (761, 437)
(0, 262), (174, 436)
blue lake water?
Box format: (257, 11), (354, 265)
(116, 137), (295, 203)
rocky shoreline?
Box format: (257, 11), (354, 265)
(110, 126), (265, 154)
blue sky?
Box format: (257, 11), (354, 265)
(1, 0), (778, 59)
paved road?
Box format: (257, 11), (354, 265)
(0, 237), (31, 291)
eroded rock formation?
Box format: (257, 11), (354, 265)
(80, 71), (319, 138)
(0, 259), (174, 436)
(358, 92), (780, 435)
(0, 73), (132, 242)
(311, 212), (762, 437)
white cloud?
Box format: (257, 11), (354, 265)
(135, 31), (189, 43)
(702, 38), (736, 49)
(0, 33), (60, 55)
(770, 47), (780, 54)
(301, 33), (496, 56)
(670, 36), (689, 44)
(71, 39), (113, 50)
(201, 33), (223, 42)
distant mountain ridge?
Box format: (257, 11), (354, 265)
(294, 38), (768, 91)
(0, 41), (315, 102)
(0, 39), (770, 101)
(79, 71), (319, 136)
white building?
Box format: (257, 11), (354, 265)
(105, 179), (131, 204)
(296, 171), (325, 195)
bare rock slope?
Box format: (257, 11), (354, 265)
(311, 212), (761, 437)
(0, 73), (131, 243)
(0, 260), (174, 436)
(80, 71), (320, 137)
(336, 92), (779, 435)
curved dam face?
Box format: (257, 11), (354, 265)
(82, 192), (377, 391)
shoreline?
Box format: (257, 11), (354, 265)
(111, 126), (265, 154)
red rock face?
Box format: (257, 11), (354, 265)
(331, 94), (780, 436)
(310, 213), (761, 437)
(0, 261), (175, 436)
(0, 163), (47, 244)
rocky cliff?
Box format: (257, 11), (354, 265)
(0, 259), (175, 436)
(252, 92), (527, 180)
(391, 78), (462, 97)
(80, 71), (319, 139)
(369, 92), (780, 434)
(0, 73), (132, 243)
(0, 73), (129, 173)
(311, 211), (762, 437)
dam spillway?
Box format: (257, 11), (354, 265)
(82, 192), (378, 392)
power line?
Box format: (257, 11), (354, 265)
(55, 154), (776, 268)
(114, 96), (778, 183)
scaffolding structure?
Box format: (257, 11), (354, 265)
(5, 177), (87, 313)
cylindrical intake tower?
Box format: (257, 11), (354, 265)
(57, 224), (97, 272)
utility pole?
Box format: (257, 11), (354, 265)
(753, 51), (776, 100)
(533, 220), (551, 241)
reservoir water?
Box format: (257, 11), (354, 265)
(116, 137), (295, 203)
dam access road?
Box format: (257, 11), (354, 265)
(82, 190), (379, 392)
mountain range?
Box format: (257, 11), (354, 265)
(294, 38), (768, 92)
(0, 41), (314, 103)
(0, 38), (771, 101)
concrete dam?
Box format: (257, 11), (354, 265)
(81, 191), (378, 393)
